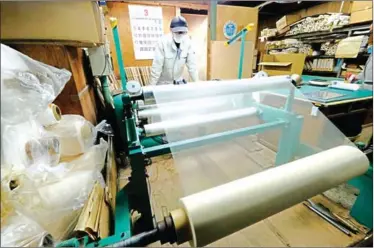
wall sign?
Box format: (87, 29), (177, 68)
(223, 20), (237, 39)
(129, 5), (164, 60)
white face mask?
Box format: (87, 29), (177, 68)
(172, 33), (186, 44)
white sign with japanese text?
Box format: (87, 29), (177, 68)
(129, 5), (164, 60)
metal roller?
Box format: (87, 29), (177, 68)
(173, 145), (369, 247)
(142, 76), (293, 105)
(138, 97), (234, 120)
(143, 107), (259, 137)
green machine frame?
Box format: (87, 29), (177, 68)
(58, 16), (306, 247)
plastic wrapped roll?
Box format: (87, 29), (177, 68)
(1, 213), (51, 247)
(138, 97), (228, 120)
(1, 44), (71, 125)
(45, 115), (94, 157)
(180, 146), (369, 247)
(144, 107), (259, 137)
(1, 120), (60, 169)
(25, 137), (60, 166)
(36, 104), (62, 127)
(142, 76), (292, 105)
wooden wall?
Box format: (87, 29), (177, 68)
(8, 44), (98, 124)
(105, 2), (176, 78)
(207, 5), (258, 79)
(182, 14), (208, 81)
(215, 5), (258, 43)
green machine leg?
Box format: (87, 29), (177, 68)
(275, 115), (303, 165)
(349, 166), (373, 229)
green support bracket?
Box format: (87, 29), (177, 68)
(100, 75), (114, 108)
(225, 23), (254, 79)
(115, 187), (132, 236)
(113, 95), (128, 146)
(143, 120), (286, 155)
(275, 115), (304, 165)
(110, 17), (127, 90)
(238, 31), (246, 79)
(209, 0), (217, 40)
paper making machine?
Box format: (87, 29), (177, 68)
(58, 73), (369, 247)
(57, 18), (370, 247)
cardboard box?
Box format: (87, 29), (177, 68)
(259, 54), (306, 76)
(278, 26), (290, 35)
(351, 1), (373, 12)
(306, 2), (351, 16)
(0, 1), (104, 46)
(350, 8), (373, 24)
(276, 14), (300, 31)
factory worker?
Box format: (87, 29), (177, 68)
(149, 16), (198, 85)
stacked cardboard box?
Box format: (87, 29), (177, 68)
(350, 1), (373, 24)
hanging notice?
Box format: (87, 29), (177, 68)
(129, 5), (164, 60)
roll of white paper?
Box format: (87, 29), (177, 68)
(45, 115), (94, 157)
(36, 104), (62, 127)
(329, 82), (360, 91)
(143, 76), (292, 105)
(144, 107), (258, 137)
(180, 145), (369, 247)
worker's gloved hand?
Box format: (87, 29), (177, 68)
(173, 79), (187, 85)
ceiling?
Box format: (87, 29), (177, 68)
(181, 1), (324, 17)
(220, 1), (324, 16)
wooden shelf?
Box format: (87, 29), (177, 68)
(306, 55), (336, 59)
(306, 53), (370, 59)
(303, 70), (338, 75)
(258, 62), (292, 67)
(269, 23), (372, 42)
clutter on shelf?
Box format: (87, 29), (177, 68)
(321, 41), (340, 56)
(286, 14), (350, 36)
(304, 58), (336, 72)
(0, 44), (108, 246)
(266, 39), (313, 55)
(260, 28), (278, 38)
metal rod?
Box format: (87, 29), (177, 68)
(339, 1), (345, 13)
(238, 31), (246, 79)
(110, 17), (127, 90)
(256, 1), (274, 10)
(303, 203), (351, 236)
(285, 87), (295, 112)
(143, 120), (286, 155)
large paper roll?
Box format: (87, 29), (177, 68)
(180, 146), (369, 247)
(45, 115), (94, 157)
(36, 104), (62, 127)
(144, 107), (258, 137)
(143, 76), (292, 105)
(24, 136), (60, 166)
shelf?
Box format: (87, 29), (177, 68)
(304, 54), (369, 59)
(303, 70), (338, 75)
(306, 55), (336, 59)
(258, 62), (292, 67)
(269, 23), (372, 41)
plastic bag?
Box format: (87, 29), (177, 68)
(45, 115), (95, 157)
(1, 212), (52, 247)
(1, 44), (71, 125)
(2, 139), (108, 242)
(1, 120), (60, 171)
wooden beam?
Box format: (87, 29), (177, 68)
(127, 1), (208, 10)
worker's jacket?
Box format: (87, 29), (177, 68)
(149, 33), (198, 85)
